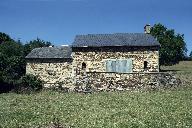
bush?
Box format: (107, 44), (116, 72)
(15, 74), (43, 93)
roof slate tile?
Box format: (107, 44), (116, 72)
(72, 33), (160, 47)
(25, 46), (72, 59)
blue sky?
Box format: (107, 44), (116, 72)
(0, 0), (192, 53)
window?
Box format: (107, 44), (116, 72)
(144, 61), (148, 70)
(106, 59), (132, 73)
(106, 60), (116, 72)
(82, 62), (86, 69)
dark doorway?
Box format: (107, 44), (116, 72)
(82, 62), (86, 70)
(144, 61), (148, 70)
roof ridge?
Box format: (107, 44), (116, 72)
(76, 33), (147, 36)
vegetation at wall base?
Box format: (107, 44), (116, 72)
(13, 74), (43, 94)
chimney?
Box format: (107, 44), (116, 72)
(144, 24), (151, 34)
(49, 45), (54, 47)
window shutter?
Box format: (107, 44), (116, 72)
(116, 60), (120, 73)
(106, 60), (116, 72)
(106, 60), (112, 72)
(111, 61), (116, 72)
(116, 60), (126, 73)
(127, 59), (133, 73)
(117, 59), (132, 73)
(106, 59), (132, 73)
(123, 60), (129, 73)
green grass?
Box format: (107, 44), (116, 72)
(161, 61), (192, 86)
(161, 61), (192, 72)
(1, 61), (192, 128)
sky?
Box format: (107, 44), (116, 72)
(0, 0), (192, 53)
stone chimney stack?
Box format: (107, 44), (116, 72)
(49, 45), (54, 47)
(144, 24), (151, 34)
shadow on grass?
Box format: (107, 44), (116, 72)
(160, 69), (180, 72)
(0, 82), (14, 94)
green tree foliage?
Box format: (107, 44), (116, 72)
(0, 33), (50, 92)
(0, 32), (13, 44)
(24, 38), (51, 56)
(189, 51), (192, 59)
(0, 41), (24, 57)
(0, 40), (25, 84)
(150, 23), (187, 65)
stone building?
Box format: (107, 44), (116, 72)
(26, 31), (164, 90)
(25, 46), (73, 87)
(72, 33), (160, 90)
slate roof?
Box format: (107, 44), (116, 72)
(25, 46), (72, 59)
(72, 33), (160, 47)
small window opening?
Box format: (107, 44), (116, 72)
(82, 62), (86, 69)
(144, 61), (148, 70)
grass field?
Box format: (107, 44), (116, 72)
(0, 61), (192, 128)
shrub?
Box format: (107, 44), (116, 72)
(15, 74), (43, 93)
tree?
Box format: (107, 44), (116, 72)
(0, 32), (13, 44)
(0, 40), (25, 84)
(24, 38), (52, 56)
(0, 34), (51, 92)
(189, 51), (192, 59)
(0, 36), (52, 83)
(150, 23), (187, 65)
(0, 40), (24, 57)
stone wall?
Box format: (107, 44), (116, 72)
(72, 46), (159, 86)
(25, 59), (180, 92)
(26, 59), (73, 87)
(72, 47), (159, 73)
(74, 72), (181, 92)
